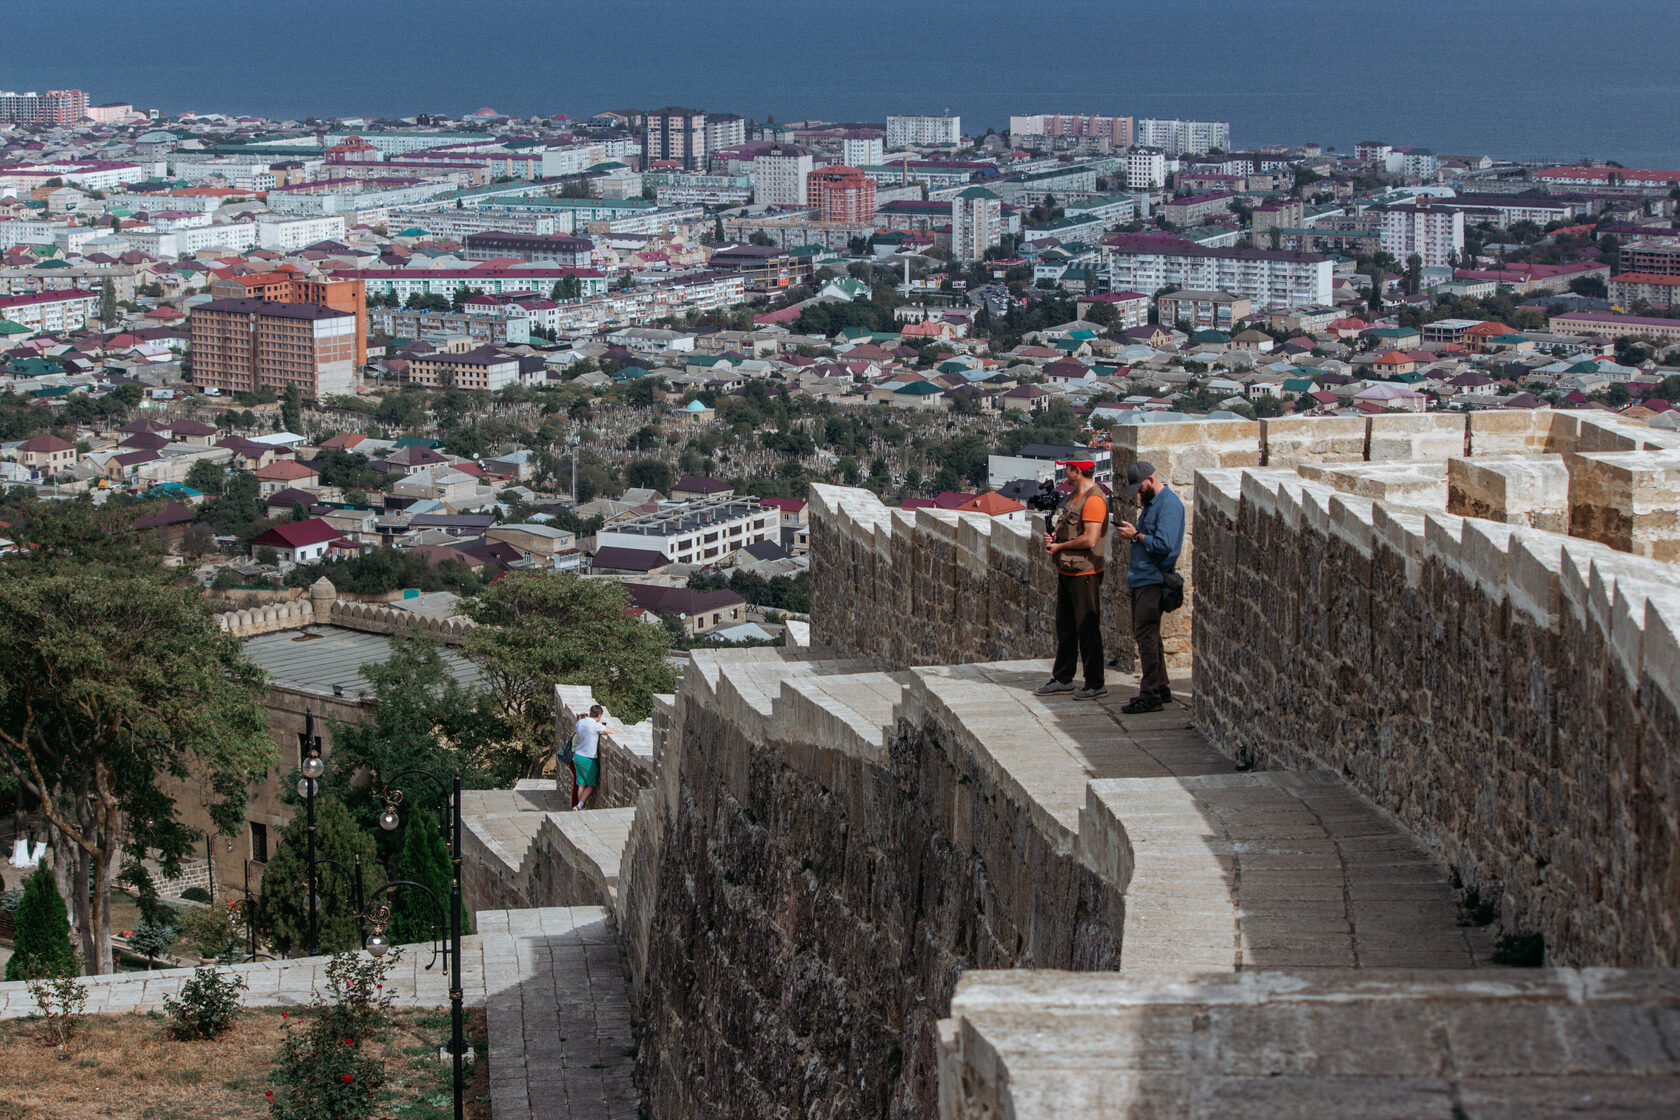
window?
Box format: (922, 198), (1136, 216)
(250, 821), (269, 863)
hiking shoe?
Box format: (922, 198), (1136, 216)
(1155, 686), (1174, 705)
(1074, 685), (1108, 701)
(1120, 693), (1163, 714)
(1034, 679), (1075, 696)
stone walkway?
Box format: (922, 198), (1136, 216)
(480, 907), (637, 1120)
(903, 661), (1489, 973)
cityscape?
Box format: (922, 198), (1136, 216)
(1, 50), (1679, 1120)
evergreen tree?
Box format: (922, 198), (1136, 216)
(255, 798), (386, 955)
(387, 815), (452, 945)
(279, 384), (302, 434)
(5, 864), (76, 980)
(99, 278), (117, 325)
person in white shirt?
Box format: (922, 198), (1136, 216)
(570, 704), (610, 810)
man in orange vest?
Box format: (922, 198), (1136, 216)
(1035, 459), (1110, 700)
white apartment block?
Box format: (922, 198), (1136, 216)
(594, 498), (778, 564)
(1377, 205), (1464, 270)
(705, 114), (747, 153)
(384, 208), (560, 238)
(750, 145), (814, 207)
(886, 115), (961, 149)
(842, 134), (885, 167)
(1134, 119), (1231, 157)
(1102, 244), (1333, 309)
(950, 187), (1002, 263)
(0, 288), (99, 332)
(122, 222), (261, 256)
(257, 214), (348, 251)
(1124, 147), (1168, 190)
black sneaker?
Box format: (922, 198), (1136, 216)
(1074, 685), (1108, 701)
(1155, 686), (1174, 705)
(1120, 694), (1163, 714)
(1034, 679), (1075, 696)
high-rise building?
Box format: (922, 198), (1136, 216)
(1102, 236), (1333, 309)
(950, 187), (1002, 263)
(642, 107), (707, 170)
(0, 89), (88, 124)
(1375, 203), (1464, 270)
(209, 273), (368, 367)
(1125, 147), (1168, 190)
(190, 298), (359, 401)
(751, 145), (814, 207)
(886, 115), (961, 149)
(807, 166), (877, 224)
(841, 131), (885, 168)
(705, 113), (747, 153)
(1134, 119), (1231, 157)
(1009, 114), (1133, 148)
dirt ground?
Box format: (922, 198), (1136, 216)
(0, 1006), (490, 1120)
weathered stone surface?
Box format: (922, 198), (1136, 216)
(1447, 454), (1571, 532)
(1569, 448), (1680, 561)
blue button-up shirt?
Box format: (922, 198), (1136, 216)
(1125, 484), (1185, 588)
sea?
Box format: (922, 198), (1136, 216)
(13, 0), (1680, 167)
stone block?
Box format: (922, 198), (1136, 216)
(1569, 449), (1680, 561)
(1467, 408), (1560, 456)
(1297, 460), (1448, 507)
(1366, 412), (1467, 462)
(1446, 454), (1570, 532)
(1260, 415), (1368, 469)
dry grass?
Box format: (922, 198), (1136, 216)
(0, 1006), (490, 1120)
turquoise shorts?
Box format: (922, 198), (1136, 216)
(573, 755), (599, 788)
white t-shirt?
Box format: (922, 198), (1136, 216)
(573, 716), (605, 759)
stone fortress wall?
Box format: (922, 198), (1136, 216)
(214, 576), (477, 643)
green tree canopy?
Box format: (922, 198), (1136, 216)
(0, 570), (274, 974)
(387, 815), (452, 945)
(255, 797), (386, 956)
(5, 863), (76, 981)
(462, 574), (676, 770)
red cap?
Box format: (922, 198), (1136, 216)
(1056, 459), (1096, 471)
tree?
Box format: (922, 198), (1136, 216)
(5, 864), (76, 980)
(387, 815), (451, 945)
(1404, 253), (1423, 296)
(623, 457), (672, 492)
(184, 457), (226, 497)
(462, 574), (677, 773)
(99, 278), (117, 326)
(254, 798), (386, 956)
(0, 571), (274, 974)
(279, 384), (302, 434)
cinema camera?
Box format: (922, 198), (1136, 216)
(1022, 480), (1062, 514)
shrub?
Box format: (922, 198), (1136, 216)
(180, 886), (213, 903)
(5, 864), (76, 982)
(28, 972), (88, 1050)
(128, 919), (177, 967)
(177, 904), (239, 960)
(266, 950), (401, 1120)
(165, 967), (247, 1039)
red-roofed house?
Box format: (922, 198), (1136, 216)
(254, 458), (322, 496)
(15, 432), (76, 475)
(249, 518), (340, 563)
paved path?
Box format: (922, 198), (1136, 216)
(479, 907), (637, 1120)
(907, 661), (1489, 973)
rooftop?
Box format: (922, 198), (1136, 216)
(242, 625), (479, 697)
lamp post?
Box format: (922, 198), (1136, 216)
(297, 706), (325, 956)
(567, 433), (580, 509)
(372, 768), (465, 1120)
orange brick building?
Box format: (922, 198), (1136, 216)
(210, 272), (367, 366)
(806, 166), (877, 225)
(190, 298), (359, 401)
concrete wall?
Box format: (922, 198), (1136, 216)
(1190, 467), (1680, 967)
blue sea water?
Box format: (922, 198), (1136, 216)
(11, 0), (1680, 166)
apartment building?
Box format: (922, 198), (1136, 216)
(1008, 114), (1132, 149)
(951, 187), (1003, 263)
(594, 497), (778, 565)
(210, 273), (368, 366)
(806, 165), (877, 223)
(841, 131), (885, 168)
(0, 89), (87, 124)
(1134, 119), (1230, 157)
(400, 345), (524, 391)
(1607, 273), (1680, 310)
(339, 267), (609, 303)
(0, 288), (98, 333)
(886, 115), (961, 149)
(1618, 240), (1680, 277)
(1102, 236), (1333, 309)
(1547, 310), (1680, 342)
(1124, 147), (1168, 190)
(1375, 203), (1465, 269)
(189, 298), (358, 400)
(750, 145), (814, 207)
(642, 107), (708, 170)
(462, 232), (594, 267)
(704, 113), (746, 153)
(1156, 290), (1252, 331)
(1162, 192), (1237, 226)
(385, 208), (560, 239)
(368, 305), (532, 346)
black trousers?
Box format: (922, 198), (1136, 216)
(1053, 571), (1104, 689)
(1130, 584), (1167, 695)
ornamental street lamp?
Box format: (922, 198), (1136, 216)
(372, 768), (466, 1120)
(297, 707), (325, 956)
